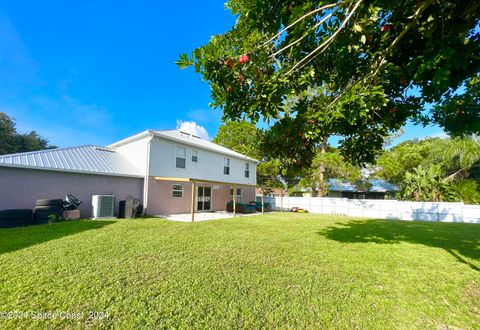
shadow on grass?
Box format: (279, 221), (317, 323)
(0, 220), (116, 255)
(318, 219), (480, 271)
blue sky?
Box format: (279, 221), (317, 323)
(0, 1), (445, 147)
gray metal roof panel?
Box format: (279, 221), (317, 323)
(0, 145), (143, 177)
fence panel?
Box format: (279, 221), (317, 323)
(462, 205), (480, 224)
(259, 195), (480, 223)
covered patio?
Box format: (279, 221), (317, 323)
(152, 176), (267, 222)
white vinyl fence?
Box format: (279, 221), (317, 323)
(258, 196), (480, 224)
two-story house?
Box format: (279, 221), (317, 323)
(0, 130), (258, 218)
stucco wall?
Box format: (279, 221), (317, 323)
(147, 178), (256, 215)
(0, 167), (144, 218)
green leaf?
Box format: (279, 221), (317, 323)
(353, 24), (362, 33)
(175, 53), (194, 69)
(360, 35), (367, 44)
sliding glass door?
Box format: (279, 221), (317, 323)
(197, 186), (212, 211)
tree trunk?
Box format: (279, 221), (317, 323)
(318, 138), (327, 197)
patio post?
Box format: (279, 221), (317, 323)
(191, 181), (196, 222)
(233, 185), (237, 218)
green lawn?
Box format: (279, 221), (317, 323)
(0, 214), (479, 329)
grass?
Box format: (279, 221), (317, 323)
(0, 213), (479, 329)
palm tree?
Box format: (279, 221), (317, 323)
(425, 137), (480, 182)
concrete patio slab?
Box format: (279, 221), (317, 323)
(158, 211), (262, 222)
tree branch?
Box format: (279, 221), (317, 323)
(327, 0), (435, 109)
(271, 7), (340, 58)
(286, 0), (363, 75)
(371, 0), (435, 77)
(261, 2), (340, 47)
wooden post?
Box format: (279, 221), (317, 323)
(233, 185), (237, 218)
(261, 190), (265, 214)
(191, 181), (196, 222)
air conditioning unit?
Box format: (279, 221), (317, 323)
(92, 195), (115, 218)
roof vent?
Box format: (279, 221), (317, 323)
(94, 147), (115, 153)
(179, 131), (192, 138)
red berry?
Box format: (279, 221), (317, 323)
(381, 24), (393, 32)
(239, 54), (249, 64)
(389, 107), (397, 114)
(238, 73), (245, 85)
(225, 59), (233, 69)
(456, 109), (465, 115)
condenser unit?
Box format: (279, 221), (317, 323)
(92, 195), (115, 218)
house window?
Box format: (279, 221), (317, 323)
(192, 150), (198, 162)
(229, 188), (242, 197)
(245, 163), (250, 178)
(224, 158), (230, 175)
(176, 146), (186, 168)
(172, 184), (184, 197)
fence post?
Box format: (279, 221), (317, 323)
(461, 202), (464, 223)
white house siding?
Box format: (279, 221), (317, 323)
(112, 135), (151, 175)
(148, 137), (256, 186)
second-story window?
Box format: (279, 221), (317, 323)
(224, 158), (230, 175)
(245, 163), (250, 178)
(176, 146), (186, 169)
(192, 150), (198, 163)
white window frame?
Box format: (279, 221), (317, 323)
(229, 188), (242, 198)
(245, 163), (250, 178)
(176, 146), (186, 169)
(224, 158), (230, 175)
(172, 184), (184, 198)
(192, 149), (198, 163)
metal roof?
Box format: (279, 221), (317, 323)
(327, 179), (399, 192)
(0, 145), (143, 177)
(327, 179), (357, 192)
(368, 179), (400, 192)
(108, 129), (260, 163)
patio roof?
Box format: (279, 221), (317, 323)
(152, 176), (256, 187)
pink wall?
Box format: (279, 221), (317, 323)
(0, 167), (144, 218)
(146, 178), (256, 215)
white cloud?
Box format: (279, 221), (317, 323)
(176, 120), (210, 140)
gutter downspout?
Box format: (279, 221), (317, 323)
(143, 132), (154, 215)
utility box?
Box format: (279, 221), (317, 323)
(92, 195), (115, 218)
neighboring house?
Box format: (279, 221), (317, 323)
(327, 178), (399, 199)
(0, 130), (258, 217)
(289, 187), (315, 197)
(255, 187), (287, 197)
